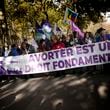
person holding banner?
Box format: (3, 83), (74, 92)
(38, 39), (47, 52)
(8, 44), (21, 56)
(83, 32), (95, 44)
(62, 34), (75, 47)
(21, 39), (35, 55)
(52, 35), (65, 50)
(95, 28), (108, 42)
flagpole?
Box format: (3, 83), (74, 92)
(67, 23), (70, 36)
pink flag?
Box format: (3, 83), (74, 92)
(70, 21), (84, 38)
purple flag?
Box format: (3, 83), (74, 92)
(70, 21), (84, 38)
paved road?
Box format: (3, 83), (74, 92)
(0, 73), (110, 110)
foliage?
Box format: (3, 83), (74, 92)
(48, 8), (63, 25)
(1, 0), (110, 40)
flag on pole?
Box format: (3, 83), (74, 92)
(53, 23), (62, 35)
(35, 20), (52, 41)
(63, 7), (83, 38)
(70, 20), (84, 38)
(64, 7), (78, 24)
(42, 21), (52, 40)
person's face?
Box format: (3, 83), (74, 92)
(42, 41), (46, 46)
(66, 36), (70, 41)
(22, 43), (26, 49)
(101, 30), (106, 36)
(24, 39), (28, 44)
(16, 43), (20, 48)
(53, 39), (57, 43)
(52, 36), (58, 43)
(86, 33), (89, 38)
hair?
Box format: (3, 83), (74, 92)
(52, 35), (59, 42)
(23, 38), (27, 42)
(11, 44), (16, 48)
(21, 42), (26, 50)
(39, 39), (45, 44)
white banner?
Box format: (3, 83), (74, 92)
(0, 41), (110, 75)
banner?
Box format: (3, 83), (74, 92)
(0, 41), (110, 75)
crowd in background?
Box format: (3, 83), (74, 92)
(0, 26), (110, 81)
(0, 27), (110, 57)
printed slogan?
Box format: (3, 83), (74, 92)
(0, 41), (110, 75)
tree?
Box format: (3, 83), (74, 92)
(0, 0), (9, 45)
(3, 0), (110, 42)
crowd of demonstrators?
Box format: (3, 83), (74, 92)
(0, 27), (110, 57)
(0, 27), (110, 81)
(0, 28), (109, 56)
(0, 38), (36, 57)
(36, 28), (109, 53)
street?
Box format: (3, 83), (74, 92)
(0, 72), (110, 110)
